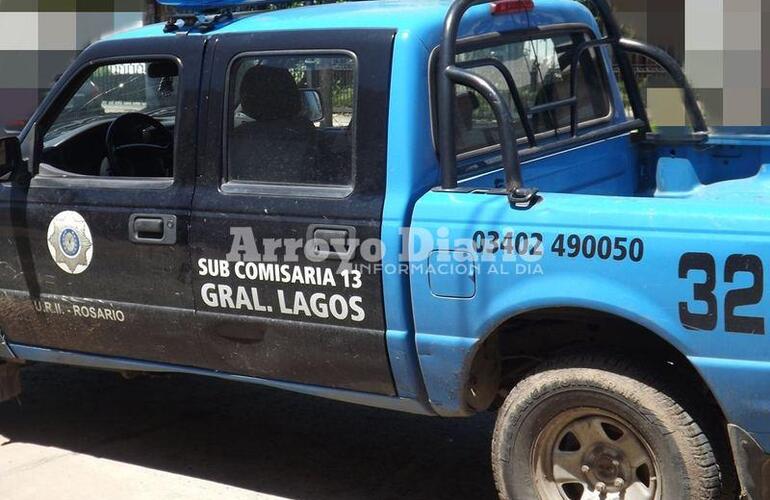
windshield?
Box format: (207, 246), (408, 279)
(46, 62), (179, 141)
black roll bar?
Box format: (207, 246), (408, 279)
(585, 0), (650, 130)
(456, 58), (537, 146)
(438, 0), (703, 199)
(617, 38), (708, 134)
(437, 0), (480, 191)
(569, 38), (708, 135)
(568, 37), (614, 136)
(445, 66), (535, 201)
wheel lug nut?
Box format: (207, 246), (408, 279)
(611, 459), (620, 467)
(581, 464), (591, 473)
(614, 478), (625, 489)
(595, 482), (606, 493)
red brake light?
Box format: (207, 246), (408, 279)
(491, 0), (534, 15)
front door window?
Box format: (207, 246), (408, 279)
(41, 60), (180, 179)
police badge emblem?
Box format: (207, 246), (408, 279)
(47, 211), (94, 274)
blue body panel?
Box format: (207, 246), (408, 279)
(409, 142), (770, 428)
(459, 133), (638, 195)
(380, 29), (436, 401)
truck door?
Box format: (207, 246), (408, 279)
(191, 31), (396, 395)
(0, 36), (205, 366)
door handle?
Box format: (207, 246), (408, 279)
(129, 214), (177, 245)
(308, 224), (356, 260)
(134, 218), (163, 235)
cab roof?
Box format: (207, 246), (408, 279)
(106, 0), (598, 47)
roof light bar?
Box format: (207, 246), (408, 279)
(158, 0), (298, 33)
(490, 0), (534, 15)
(156, 0), (294, 8)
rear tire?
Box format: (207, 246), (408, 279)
(491, 353), (729, 500)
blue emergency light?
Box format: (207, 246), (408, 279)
(157, 0), (302, 32)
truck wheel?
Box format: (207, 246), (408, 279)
(491, 354), (726, 500)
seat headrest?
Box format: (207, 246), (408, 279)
(240, 65), (302, 121)
(456, 92), (480, 131)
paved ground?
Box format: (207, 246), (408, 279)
(0, 364), (498, 500)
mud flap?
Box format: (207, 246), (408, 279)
(728, 424), (770, 500)
(0, 363), (21, 402)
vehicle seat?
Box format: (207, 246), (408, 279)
(229, 65), (318, 183)
(654, 157), (703, 198)
(454, 91), (482, 152)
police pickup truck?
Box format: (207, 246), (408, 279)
(0, 0), (767, 498)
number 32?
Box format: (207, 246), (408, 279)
(678, 253), (764, 335)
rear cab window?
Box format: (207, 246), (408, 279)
(441, 27), (613, 176)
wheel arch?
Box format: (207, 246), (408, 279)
(463, 306), (728, 428)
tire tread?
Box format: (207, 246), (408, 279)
(491, 352), (731, 500)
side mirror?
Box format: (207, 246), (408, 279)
(300, 89), (324, 123)
(0, 136), (23, 178)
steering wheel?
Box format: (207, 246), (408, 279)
(104, 113), (173, 177)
